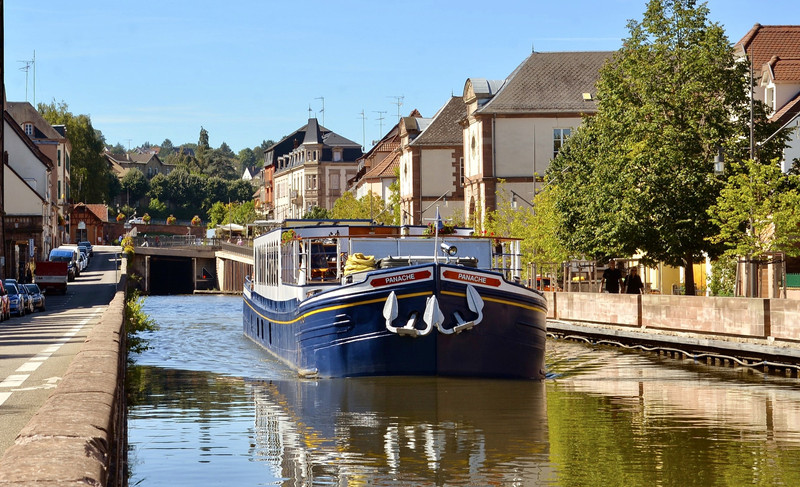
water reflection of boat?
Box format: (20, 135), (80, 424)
(243, 220), (547, 379)
(250, 377), (550, 485)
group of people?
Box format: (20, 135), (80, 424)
(599, 260), (645, 294)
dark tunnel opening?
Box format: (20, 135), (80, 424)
(149, 257), (195, 295)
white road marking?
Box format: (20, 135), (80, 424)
(0, 306), (106, 407)
(0, 375), (29, 388)
(16, 362), (42, 373)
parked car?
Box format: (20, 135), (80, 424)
(0, 281), (9, 321)
(6, 283), (26, 317)
(24, 284), (45, 312)
(12, 281), (34, 314)
(4, 279), (30, 315)
(78, 241), (94, 257)
(49, 248), (78, 281)
(76, 251), (88, 272)
(61, 245), (89, 271)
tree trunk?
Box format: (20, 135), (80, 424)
(684, 255), (696, 296)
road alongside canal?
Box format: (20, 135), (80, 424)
(0, 247), (120, 455)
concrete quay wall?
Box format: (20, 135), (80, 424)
(545, 292), (800, 350)
(0, 283), (127, 486)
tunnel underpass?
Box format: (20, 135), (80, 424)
(148, 257), (195, 295)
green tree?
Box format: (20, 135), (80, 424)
(330, 192), (364, 219)
(227, 179), (255, 202)
(303, 206), (330, 219)
(166, 167), (205, 218)
(550, 0), (760, 295)
(485, 183), (569, 279)
(330, 191), (391, 223)
(207, 146), (237, 179)
(237, 147), (258, 175)
(709, 159), (800, 259)
(109, 143), (126, 156)
(147, 173), (169, 203)
(388, 168), (401, 225)
(207, 201), (256, 226)
(160, 138), (175, 157)
(147, 198), (168, 219)
(120, 169), (149, 208)
(203, 177), (229, 211)
(38, 100), (111, 203)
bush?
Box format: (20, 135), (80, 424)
(125, 289), (157, 356)
(709, 257), (736, 296)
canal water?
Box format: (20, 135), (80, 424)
(129, 295), (800, 486)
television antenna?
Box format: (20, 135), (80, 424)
(388, 95), (404, 121)
(18, 51), (36, 103)
(358, 109), (367, 150)
(373, 111), (386, 137)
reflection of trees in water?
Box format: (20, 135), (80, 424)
(547, 340), (800, 486)
(127, 366), (246, 412)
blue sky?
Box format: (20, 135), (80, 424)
(4, 1), (798, 154)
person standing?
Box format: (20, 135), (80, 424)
(600, 260), (623, 293)
(625, 267), (645, 294)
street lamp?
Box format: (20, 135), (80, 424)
(509, 189), (534, 209)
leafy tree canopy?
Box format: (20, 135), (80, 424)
(709, 159), (800, 259)
(485, 183), (570, 278)
(120, 168), (149, 205)
(38, 100), (112, 203)
(303, 206), (330, 219)
(330, 191), (391, 224)
(548, 0), (777, 294)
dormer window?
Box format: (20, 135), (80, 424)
(23, 123), (34, 136)
(333, 148), (343, 162)
(766, 87), (775, 114)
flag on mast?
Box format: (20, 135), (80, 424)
(435, 206), (444, 232)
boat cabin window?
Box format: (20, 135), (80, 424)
(279, 238), (339, 286)
(309, 241), (338, 281)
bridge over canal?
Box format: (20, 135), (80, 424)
(126, 236), (253, 294)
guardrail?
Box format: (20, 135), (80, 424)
(133, 235), (222, 249)
(217, 240), (253, 258)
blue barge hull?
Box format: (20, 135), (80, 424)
(244, 262), (546, 379)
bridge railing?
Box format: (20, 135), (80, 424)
(218, 239), (253, 258)
(133, 235), (222, 249)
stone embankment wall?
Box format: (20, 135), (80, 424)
(544, 292), (800, 343)
(0, 278), (128, 486)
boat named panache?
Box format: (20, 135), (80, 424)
(243, 219), (547, 379)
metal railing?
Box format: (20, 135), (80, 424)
(133, 235), (222, 249)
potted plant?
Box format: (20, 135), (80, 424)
(142, 213), (151, 224)
(166, 215), (177, 225)
(281, 229), (297, 245)
(191, 215), (202, 226)
(116, 213), (126, 223)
